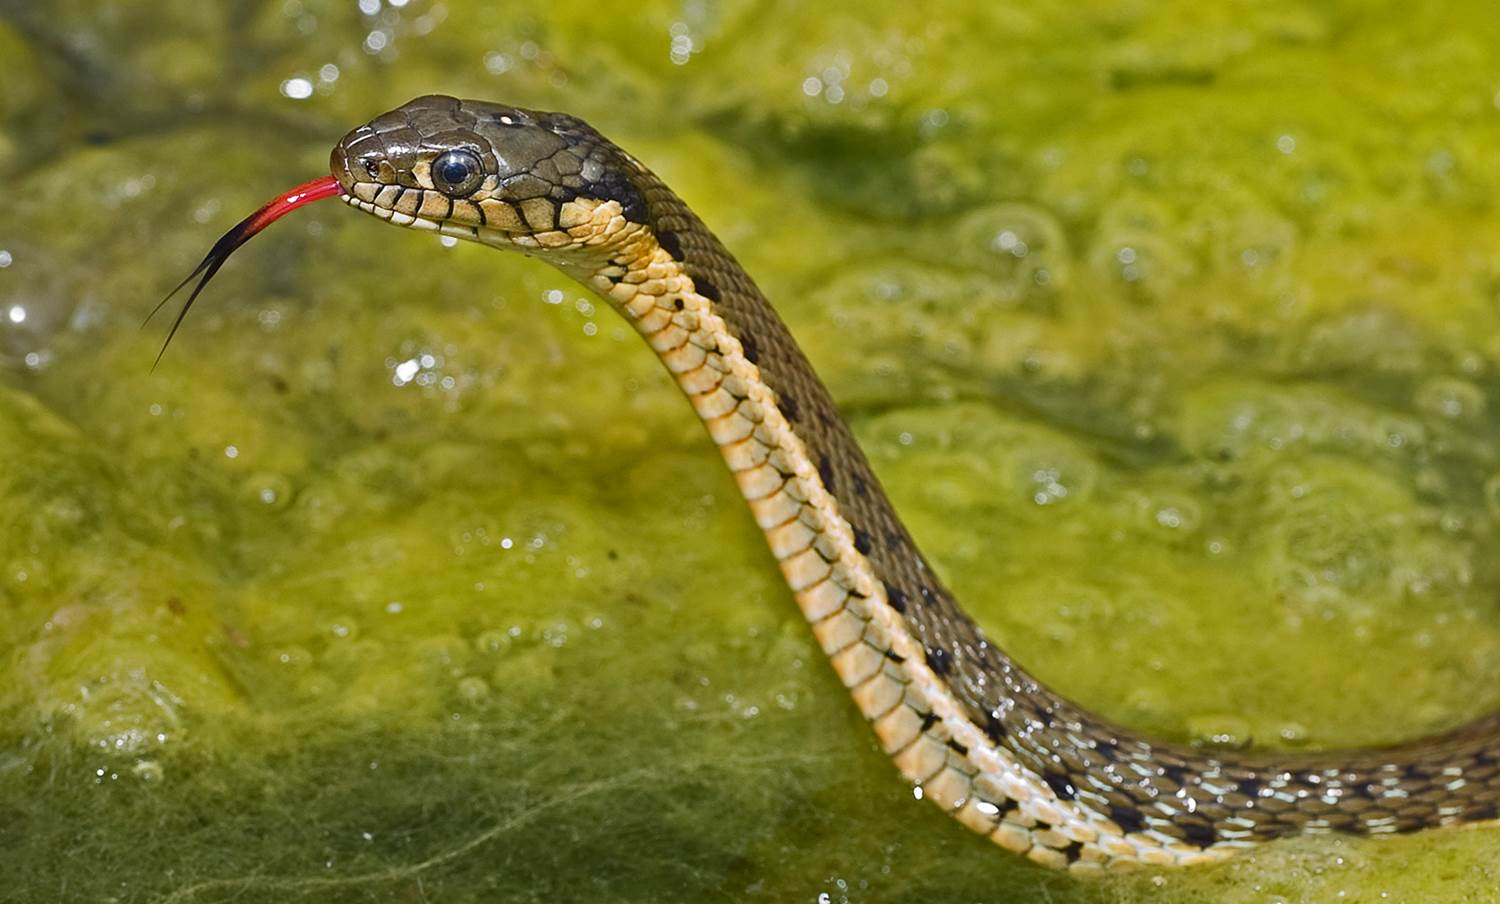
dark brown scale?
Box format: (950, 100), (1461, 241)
(341, 94), (1500, 855)
(780, 394), (799, 422)
(883, 580), (908, 613)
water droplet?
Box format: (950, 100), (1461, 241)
(279, 77), (314, 100)
(456, 676), (489, 702)
(474, 629), (512, 655)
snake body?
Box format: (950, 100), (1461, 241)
(324, 95), (1500, 870)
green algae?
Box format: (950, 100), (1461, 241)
(4, 1), (1500, 901)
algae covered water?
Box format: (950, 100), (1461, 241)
(3, 1), (1500, 901)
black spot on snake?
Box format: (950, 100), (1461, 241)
(1110, 804), (1147, 835)
(593, 171), (647, 222)
(947, 739), (969, 756)
(925, 646), (951, 675)
(1062, 841), (1085, 863)
(656, 229), (684, 261)
(920, 712), (940, 732)
(1179, 820), (1218, 848)
(673, 297), (684, 310)
(984, 711), (1007, 742)
(781, 394), (799, 422)
(692, 277), (721, 302)
(739, 330), (759, 363)
(883, 580), (908, 613)
(853, 527), (872, 555)
(1042, 771), (1078, 801)
(884, 649), (906, 664)
(817, 454), (834, 492)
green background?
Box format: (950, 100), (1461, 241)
(2, 1), (1500, 901)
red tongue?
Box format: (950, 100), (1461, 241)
(242, 176), (344, 234)
(149, 175), (344, 369)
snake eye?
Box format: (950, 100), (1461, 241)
(432, 149), (485, 195)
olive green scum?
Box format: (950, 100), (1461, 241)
(3, 1), (1500, 901)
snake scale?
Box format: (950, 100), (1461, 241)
(166, 95), (1500, 871)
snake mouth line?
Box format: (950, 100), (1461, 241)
(148, 175), (344, 369)
(343, 195), (443, 231)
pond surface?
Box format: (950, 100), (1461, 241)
(3, 1), (1500, 901)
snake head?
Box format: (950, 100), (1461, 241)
(331, 95), (652, 264)
(155, 96), (665, 367)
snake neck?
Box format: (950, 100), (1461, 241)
(557, 186), (1197, 870)
(550, 164), (1500, 872)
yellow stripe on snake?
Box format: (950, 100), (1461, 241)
(171, 95), (1500, 872)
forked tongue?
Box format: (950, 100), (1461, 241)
(148, 175), (343, 368)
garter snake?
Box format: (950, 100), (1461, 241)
(161, 95), (1500, 872)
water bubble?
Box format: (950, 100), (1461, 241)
(1187, 714), (1251, 749)
(1278, 722), (1310, 746)
(273, 645), (313, 668)
(456, 676), (490, 703)
(279, 77), (314, 100)
(244, 473), (293, 510)
(1414, 377), (1485, 421)
(474, 628), (513, 655)
(954, 203), (1070, 303)
(1142, 494), (1202, 534)
(1011, 445), (1096, 507)
(327, 617), (357, 640)
(484, 52), (513, 75)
